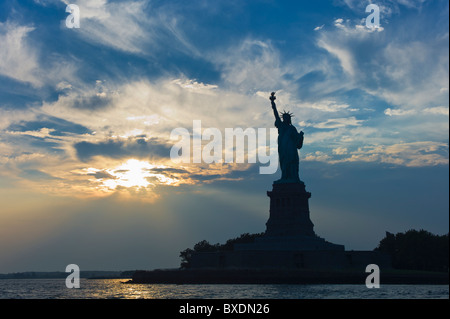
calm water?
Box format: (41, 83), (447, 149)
(0, 279), (448, 299)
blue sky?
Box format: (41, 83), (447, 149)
(0, 0), (448, 272)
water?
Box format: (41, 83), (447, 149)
(0, 279), (448, 299)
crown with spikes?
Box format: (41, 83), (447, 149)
(280, 110), (294, 118)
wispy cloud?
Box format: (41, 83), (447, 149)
(0, 22), (40, 87)
(316, 9), (448, 112)
(0, 20), (78, 89)
(305, 141), (448, 167)
(67, 0), (151, 54)
(312, 117), (364, 129)
(209, 39), (291, 94)
(314, 24), (324, 31)
(385, 106), (449, 117)
(57, 0), (199, 57)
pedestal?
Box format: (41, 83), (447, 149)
(265, 182), (315, 237)
(235, 181), (344, 252)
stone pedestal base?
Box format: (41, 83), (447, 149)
(235, 181), (344, 252)
(265, 182), (315, 237)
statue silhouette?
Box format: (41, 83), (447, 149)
(270, 92), (304, 184)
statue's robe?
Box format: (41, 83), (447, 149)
(275, 118), (303, 183)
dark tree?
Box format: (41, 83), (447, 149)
(375, 229), (449, 272)
(193, 240), (220, 252)
(221, 233), (265, 251)
(179, 248), (194, 269)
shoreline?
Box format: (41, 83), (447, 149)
(127, 268), (449, 285)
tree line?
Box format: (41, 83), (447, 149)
(375, 229), (448, 272)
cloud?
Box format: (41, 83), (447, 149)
(317, 38), (355, 76)
(313, 117), (364, 129)
(1, 114), (93, 162)
(0, 22), (40, 87)
(316, 16), (386, 78)
(304, 100), (352, 113)
(71, 94), (112, 111)
(60, 0), (199, 57)
(171, 79), (219, 95)
(334, 18), (345, 28)
(7, 115), (91, 137)
(423, 106), (449, 116)
(305, 141), (449, 167)
(385, 106), (450, 116)
(332, 147), (348, 155)
(314, 25), (324, 31)
(74, 137), (172, 162)
(317, 9), (448, 111)
(6, 127), (56, 139)
(210, 39), (291, 94)
(384, 108), (416, 116)
(303, 151), (332, 162)
(87, 170), (117, 180)
(356, 142), (449, 167)
(0, 20), (78, 90)
(69, 0), (150, 54)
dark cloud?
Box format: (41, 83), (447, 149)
(71, 95), (112, 111)
(88, 170), (117, 180)
(148, 167), (189, 174)
(114, 169), (129, 174)
(2, 134), (65, 154)
(189, 173), (223, 181)
(74, 137), (171, 162)
(7, 115), (92, 137)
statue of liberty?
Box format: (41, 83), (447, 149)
(270, 92), (304, 184)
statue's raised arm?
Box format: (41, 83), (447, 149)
(270, 92), (281, 123)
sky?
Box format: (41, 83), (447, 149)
(0, 0), (448, 273)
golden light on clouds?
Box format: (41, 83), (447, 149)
(86, 159), (183, 191)
(102, 159), (154, 189)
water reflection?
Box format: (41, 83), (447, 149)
(0, 279), (448, 299)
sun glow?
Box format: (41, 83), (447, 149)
(104, 159), (154, 189)
(88, 159), (181, 191)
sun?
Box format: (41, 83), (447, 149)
(93, 159), (181, 191)
(103, 159), (154, 189)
